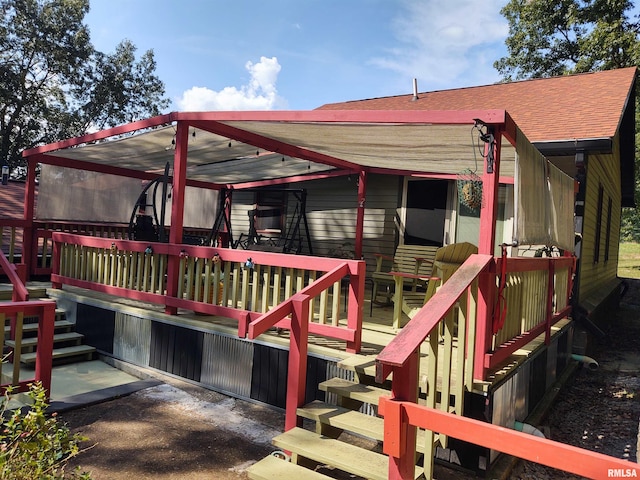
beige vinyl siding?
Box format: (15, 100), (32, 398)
(228, 191), (254, 246)
(299, 174), (400, 274)
(222, 174), (400, 275)
(578, 136), (622, 303)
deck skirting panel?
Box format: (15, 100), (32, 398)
(201, 333), (253, 398)
(114, 313), (151, 367)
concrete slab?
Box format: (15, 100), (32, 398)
(4, 360), (157, 411)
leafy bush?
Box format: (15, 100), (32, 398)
(0, 382), (91, 479)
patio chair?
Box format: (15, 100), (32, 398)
(391, 242), (477, 328)
(370, 244), (439, 315)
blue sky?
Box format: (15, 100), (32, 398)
(85, 0), (510, 111)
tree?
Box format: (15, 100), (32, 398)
(0, 0), (170, 175)
(495, 0), (640, 240)
(495, 0), (640, 80)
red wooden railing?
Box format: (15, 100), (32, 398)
(375, 252), (577, 479)
(0, 250), (55, 398)
(247, 261), (365, 431)
(0, 218), (212, 277)
(378, 397), (639, 480)
(50, 232), (365, 352)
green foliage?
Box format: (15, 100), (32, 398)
(0, 0), (170, 174)
(618, 242), (640, 278)
(495, 0), (640, 80)
(0, 382), (91, 480)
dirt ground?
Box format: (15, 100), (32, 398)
(61, 378), (283, 480)
(59, 280), (640, 480)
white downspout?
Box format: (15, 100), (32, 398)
(571, 353), (599, 370)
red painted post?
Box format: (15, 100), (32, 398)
(474, 265), (496, 381)
(354, 170), (366, 260)
(285, 294), (310, 431)
(386, 348), (419, 480)
(22, 159), (37, 278)
(51, 235), (61, 289)
(475, 126), (502, 381)
(35, 302), (55, 399)
(545, 258), (555, 345)
(165, 122), (190, 315)
(12, 264), (28, 302)
(478, 129), (502, 255)
(346, 260), (365, 353)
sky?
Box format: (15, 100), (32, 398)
(85, 0), (510, 112)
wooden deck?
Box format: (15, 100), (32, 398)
(2, 280), (573, 396)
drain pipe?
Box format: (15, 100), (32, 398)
(571, 353), (599, 370)
(514, 421), (545, 438)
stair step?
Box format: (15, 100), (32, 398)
(5, 320), (75, 335)
(337, 354), (378, 377)
(298, 400), (436, 454)
(248, 455), (333, 480)
(298, 400), (384, 441)
(6, 332), (83, 349)
(319, 377), (390, 407)
(19, 345), (96, 365)
(272, 427), (423, 480)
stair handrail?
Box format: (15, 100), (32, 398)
(0, 300), (55, 399)
(375, 254), (492, 383)
(248, 261), (363, 431)
(375, 253), (493, 480)
(379, 398), (639, 480)
(0, 249), (29, 302)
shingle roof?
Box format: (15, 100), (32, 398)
(317, 67), (637, 143)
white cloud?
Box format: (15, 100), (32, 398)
(371, 0), (509, 88)
(175, 56), (287, 111)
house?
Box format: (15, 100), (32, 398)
(2, 68), (637, 479)
(318, 67), (637, 330)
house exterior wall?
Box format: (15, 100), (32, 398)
(578, 135), (622, 306)
(226, 174), (401, 274)
(303, 173), (400, 267)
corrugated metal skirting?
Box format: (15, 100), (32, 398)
(200, 333), (253, 399)
(113, 312), (151, 367)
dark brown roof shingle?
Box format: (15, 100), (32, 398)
(317, 67), (637, 143)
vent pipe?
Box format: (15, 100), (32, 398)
(412, 78), (419, 101)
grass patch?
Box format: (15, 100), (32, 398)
(618, 242), (640, 279)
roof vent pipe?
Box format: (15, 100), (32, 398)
(412, 78), (419, 101)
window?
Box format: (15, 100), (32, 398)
(594, 184), (604, 264)
(254, 189), (286, 233)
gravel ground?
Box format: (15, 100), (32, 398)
(510, 278), (640, 479)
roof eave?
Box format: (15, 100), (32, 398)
(533, 137), (613, 156)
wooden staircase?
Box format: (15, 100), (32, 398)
(248, 354), (443, 480)
(4, 308), (96, 366)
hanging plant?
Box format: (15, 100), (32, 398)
(457, 168), (483, 210)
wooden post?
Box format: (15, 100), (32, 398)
(545, 258), (555, 345)
(346, 260), (365, 353)
(285, 294), (310, 431)
(354, 170), (366, 260)
(51, 234), (61, 289)
(385, 348), (419, 480)
(22, 159), (37, 278)
(478, 128), (502, 255)
(35, 302), (55, 399)
(475, 126), (502, 381)
(165, 122), (190, 315)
